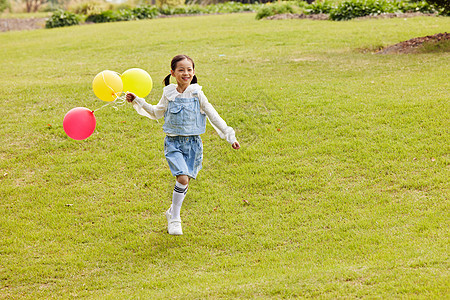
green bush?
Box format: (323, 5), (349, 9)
(45, 10), (80, 28)
(85, 10), (117, 23)
(158, 5), (202, 15)
(71, 1), (106, 15)
(211, 2), (259, 13)
(330, 0), (396, 20)
(328, 0), (438, 20)
(425, 0), (449, 15)
(158, 2), (258, 16)
(131, 6), (160, 19)
(83, 2), (259, 23)
(305, 0), (334, 14)
(394, 0), (435, 13)
(0, 0), (10, 13)
(85, 6), (160, 23)
(255, 2), (296, 20)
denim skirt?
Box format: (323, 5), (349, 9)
(164, 135), (203, 179)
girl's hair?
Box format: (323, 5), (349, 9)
(164, 54), (198, 86)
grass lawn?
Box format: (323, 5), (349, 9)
(0, 13), (449, 298)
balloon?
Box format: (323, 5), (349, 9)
(121, 68), (153, 98)
(92, 70), (123, 102)
(63, 107), (96, 140)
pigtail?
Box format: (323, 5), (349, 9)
(163, 74), (171, 86)
(191, 75), (198, 84)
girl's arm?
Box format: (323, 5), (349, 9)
(127, 92), (167, 120)
(199, 91), (239, 148)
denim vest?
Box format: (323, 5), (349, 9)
(163, 96), (206, 136)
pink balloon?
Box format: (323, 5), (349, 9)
(63, 107), (96, 140)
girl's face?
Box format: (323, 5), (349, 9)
(171, 59), (195, 87)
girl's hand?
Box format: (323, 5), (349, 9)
(232, 141), (240, 150)
(126, 92), (136, 102)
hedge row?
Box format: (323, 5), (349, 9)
(46, 2), (261, 28)
(256, 0), (438, 20)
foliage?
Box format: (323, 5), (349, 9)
(255, 1), (297, 20)
(83, 2), (259, 23)
(0, 0), (10, 13)
(70, 1), (107, 15)
(393, 0), (435, 13)
(305, 0), (334, 14)
(424, 0), (450, 15)
(85, 6), (159, 23)
(254, 0), (439, 20)
(158, 4), (203, 15)
(329, 0), (437, 20)
(208, 1), (259, 13)
(45, 9), (80, 28)
(131, 5), (160, 19)
(329, 0), (396, 20)
(157, 0), (184, 8)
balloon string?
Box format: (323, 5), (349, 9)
(93, 71), (127, 112)
(92, 93), (128, 112)
(102, 71), (123, 101)
(92, 102), (111, 112)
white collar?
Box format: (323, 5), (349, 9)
(164, 83), (202, 101)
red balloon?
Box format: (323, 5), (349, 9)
(63, 107), (96, 140)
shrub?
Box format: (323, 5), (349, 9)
(255, 2), (296, 20)
(423, 0), (448, 15)
(305, 0), (333, 14)
(85, 6), (160, 23)
(131, 6), (160, 19)
(70, 1), (106, 15)
(85, 10), (121, 23)
(330, 0), (396, 21)
(45, 10), (80, 28)
(157, 0), (184, 7)
(394, 0), (435, 13)
(0, 0), (10, 13)
(158, 2), (258, 16)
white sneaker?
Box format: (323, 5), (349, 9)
(166, 208), (183, 235)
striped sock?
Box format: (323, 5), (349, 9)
(171, 181), (188, 220)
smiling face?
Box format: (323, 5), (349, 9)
(171, 58), (195, 91)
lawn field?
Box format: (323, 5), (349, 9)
(0, 13), (449, 298)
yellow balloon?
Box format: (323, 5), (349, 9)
(121, 68), (153, 98)
(92, 70), (123, 102)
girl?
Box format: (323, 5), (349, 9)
(126, 54), (240, 236)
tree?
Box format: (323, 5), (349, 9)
(24, 0), (47, 12)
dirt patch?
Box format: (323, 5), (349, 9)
(377, 32), (450, 54)
(0, 17), (46, 32)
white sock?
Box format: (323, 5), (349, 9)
(171, 181), (188, 220)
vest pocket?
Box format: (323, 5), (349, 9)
(169, 103), (183, 114)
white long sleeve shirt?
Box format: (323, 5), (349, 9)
(132, 83), (237, 144)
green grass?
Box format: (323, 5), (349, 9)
(418, 38), (450, 53)
(1, 13), (449, 298)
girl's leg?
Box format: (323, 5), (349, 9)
(170, 175), (190, 221)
